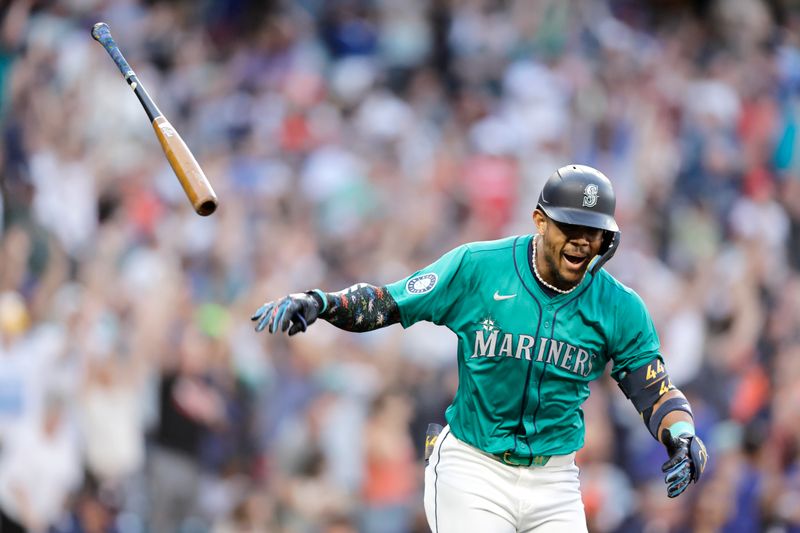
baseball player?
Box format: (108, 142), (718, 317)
(252, 164), (708, 532)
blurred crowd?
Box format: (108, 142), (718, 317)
(1, 0), (800, 531)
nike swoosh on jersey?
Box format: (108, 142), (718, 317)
(493, 291), (517, 301)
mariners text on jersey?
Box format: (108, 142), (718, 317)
(471, 330), (596, 378)
(386, 235), (662, 459)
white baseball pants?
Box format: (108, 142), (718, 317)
(424, 426), (588, 533)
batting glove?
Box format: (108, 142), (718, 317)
(251, 292), (321, 336)
(661, 429), (708, 498)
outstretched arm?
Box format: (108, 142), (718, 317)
(251, 283), (400, 335)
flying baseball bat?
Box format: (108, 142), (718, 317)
(91, 22), (218, 216)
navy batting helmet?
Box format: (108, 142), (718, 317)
(537, 164), (618, 232)
(537, 164), (621, 272)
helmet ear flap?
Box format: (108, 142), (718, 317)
(591, 231), (621, 274)
(600, 230), (614, 254)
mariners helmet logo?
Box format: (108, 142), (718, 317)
(582, 184), (599, 207)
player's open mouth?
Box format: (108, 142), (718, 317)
(562, 253), (587, 268)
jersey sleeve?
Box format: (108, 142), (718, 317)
(385, 244), (471, 328)
(609, 288), (663, 379)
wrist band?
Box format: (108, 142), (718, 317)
(668, 421), (695, 438)
(647, 397), (693, 439)
(308, 289), (328, 314)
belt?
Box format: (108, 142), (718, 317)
(491, 450), (576, 468)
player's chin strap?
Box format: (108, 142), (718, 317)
(590, 231), (621, 275)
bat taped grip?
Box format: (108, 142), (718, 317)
(91, 23), (134, 79)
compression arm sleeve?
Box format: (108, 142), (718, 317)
(309, 284), (400, 332)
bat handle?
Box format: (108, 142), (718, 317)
(91, 22), (134, 80)
(91, 22), (162, 121)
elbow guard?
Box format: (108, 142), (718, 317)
(617, 358), (675, 425)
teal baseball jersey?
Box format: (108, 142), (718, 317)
(386, 235), (662, 459)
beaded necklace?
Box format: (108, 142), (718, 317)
(531, 236), (583, 295)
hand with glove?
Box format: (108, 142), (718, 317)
(251, 290), (325, 335)
(661, 427), (708, 498)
